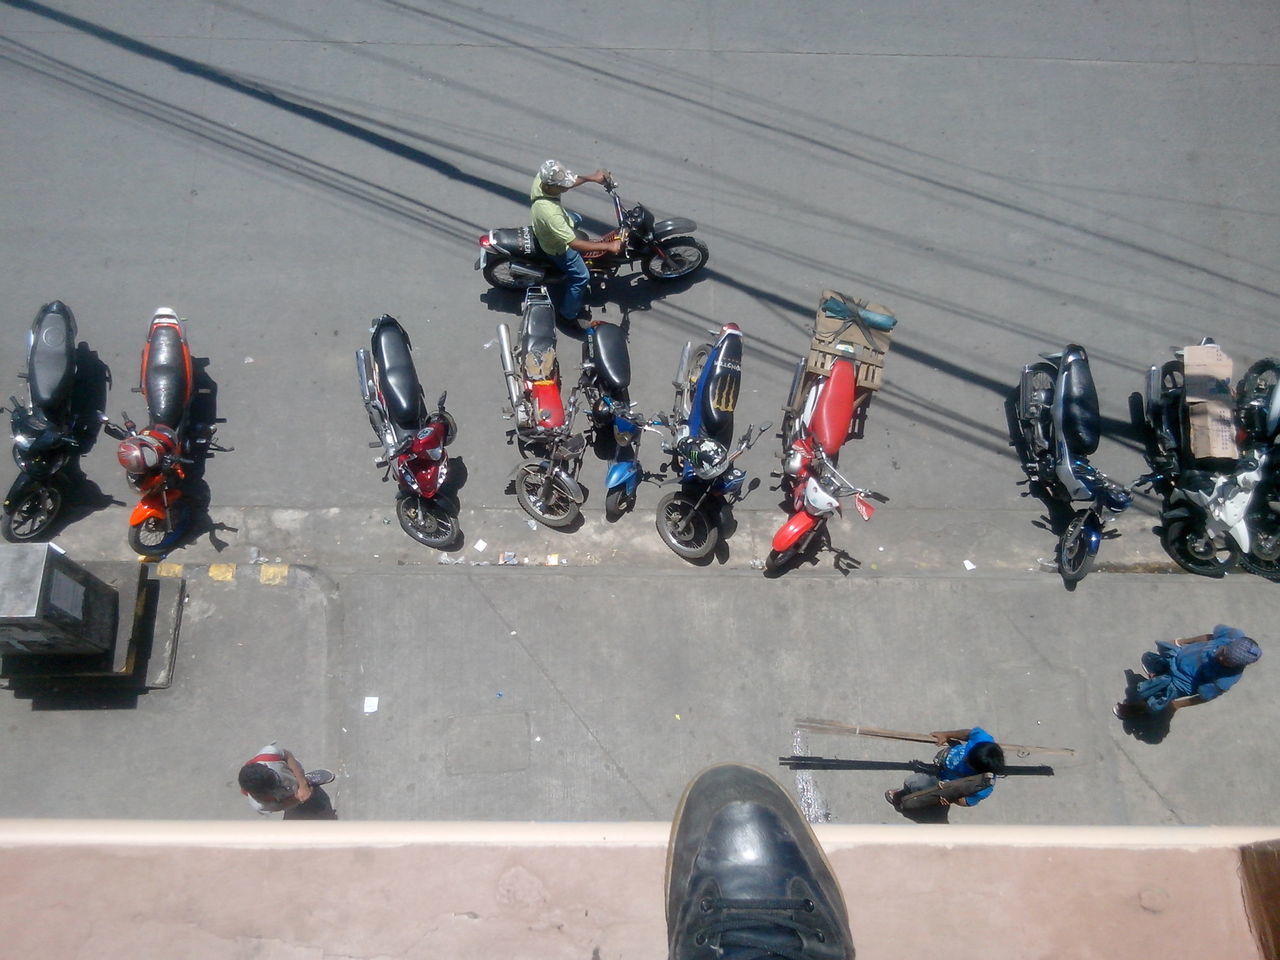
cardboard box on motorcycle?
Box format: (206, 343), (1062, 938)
(1183, 343), (1239, 461)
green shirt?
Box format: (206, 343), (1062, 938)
(530, 176), (577, 256)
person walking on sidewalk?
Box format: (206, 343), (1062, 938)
(237, 742), (334, 815)
(1114, 625), (1260, 719)
(530, 159), (623, 327)
(885, 727), (1005, 810)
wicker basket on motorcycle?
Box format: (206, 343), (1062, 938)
(806, 289), (893, 390)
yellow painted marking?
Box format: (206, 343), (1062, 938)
(259, 563), (290, 585)
(155, 562), (184, 578)
(208, 563), (237, 582)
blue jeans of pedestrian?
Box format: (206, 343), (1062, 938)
(549, 247), (590, 322)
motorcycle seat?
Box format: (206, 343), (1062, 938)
(522, 300), (558, 379)
(586, 322), (631, 391)
(373, 321), (424, 430)
(807, 358), (856, 458)
(1060, 356), (1100, 456)
(489, 226), (541, 259)
(145, 324), (190, 430)
(696, 336), (742, 448)
(28, 305), (76, 414)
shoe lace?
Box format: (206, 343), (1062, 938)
(691, 896), (829, 960)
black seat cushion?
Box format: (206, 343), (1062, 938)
(373, 321), (423, 430)
(588, 323), (630, 391)
(146, 325), (189, 429)
(28, 307), (75, 413)
(1060, 354), (1100, 456)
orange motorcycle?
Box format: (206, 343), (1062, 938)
(104, 307), (218, 555)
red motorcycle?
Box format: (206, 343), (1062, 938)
(768, 295), (892, 572)
(357, 315), (461, 549)
(104, 307), (216, 555)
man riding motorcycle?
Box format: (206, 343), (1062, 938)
(530, 159), (623, 327)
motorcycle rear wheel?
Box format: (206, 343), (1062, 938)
(128, 501), (190, 556)
(656, 491), (717, 559)
(396, 495), (460, 549)
(1057, 512), (1096, 583)
(483, 259), (540, 290)
(515, 461), (580, 529)
(1, 486), (62, 542)
(641, 237), (709, 281)
(1161, 516), (1237, 578)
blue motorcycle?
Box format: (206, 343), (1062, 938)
(654, 323), (768, 559)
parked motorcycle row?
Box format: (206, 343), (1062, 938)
(3, 302), (227, 553)
(1015, 340), (1280, 583)
(9, 167), (1276, 585)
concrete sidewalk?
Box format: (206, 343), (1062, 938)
(0, 555), (1272, 826)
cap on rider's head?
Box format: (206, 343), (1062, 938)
(538, 159), (577, 188)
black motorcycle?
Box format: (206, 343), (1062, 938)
(1234, 356), (1280, 580)
(2, 301), (89, 541)
(1015, 344), (1133, 583)
(475, 174), (708, 290)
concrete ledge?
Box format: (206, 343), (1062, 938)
(0, 822), (1273, 958)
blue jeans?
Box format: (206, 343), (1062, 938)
(549, 247), (590, 321)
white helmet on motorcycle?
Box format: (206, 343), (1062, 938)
(538, 159), (577, 188)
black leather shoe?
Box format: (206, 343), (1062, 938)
(666, 763), (854, 959)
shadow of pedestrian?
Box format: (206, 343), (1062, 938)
(283, 786), (338, 820)
(1117, 669), (1173, 743)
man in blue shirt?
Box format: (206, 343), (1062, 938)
(885, 727), (1005, 810)
(1115, 625), (1261, 718)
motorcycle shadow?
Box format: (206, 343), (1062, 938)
(1116, 669), (1174, 744)
(169, 358), (238, 554)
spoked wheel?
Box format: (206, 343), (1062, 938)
(604, 486), (635, 522)
(1057, 511), (1096, 584)
(483, 259), (540, 290)
(127, 500), (190, 556)
(641, 237), (709, 281)
(515, 461), (580, 529)
(1240, 517), (1280, 581)
(656, 491), (717, 560)
(1, 486), (62, 542)
(1161, 515), (1238, 577)
(764, 546), (799, 573)
(396, 495), (460, 549)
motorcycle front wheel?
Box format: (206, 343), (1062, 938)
(397, 495), (460, 549)
(764, 546), (800, 573)
(656, 491), (717, 559)
(128, 501), (190, 556)
(483, 258), (541, 290)
(1, 486), (62, 542)
(604, 486), (635, 522)
(1161, 516), (1237, 578)
(1057, 512), (1096, 583)
(641, 237), (709, 281)
(515, 461), (580, 529)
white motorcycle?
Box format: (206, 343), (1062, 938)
(1135, 342), (1262, 577)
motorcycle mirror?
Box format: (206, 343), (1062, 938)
(437, 390), (448, 409)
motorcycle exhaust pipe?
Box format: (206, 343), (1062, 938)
(497, 323), (523, 413)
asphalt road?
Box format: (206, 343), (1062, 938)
(0, 0), (1277, 825)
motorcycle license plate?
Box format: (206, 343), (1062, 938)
(473, 251), (485, 270)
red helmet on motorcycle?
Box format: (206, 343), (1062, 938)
(117, 425), (179, 474)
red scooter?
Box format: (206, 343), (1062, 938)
(769, 352), (888, 572)
(104, 307), (217, 555)
(357, 314), (461, 549)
